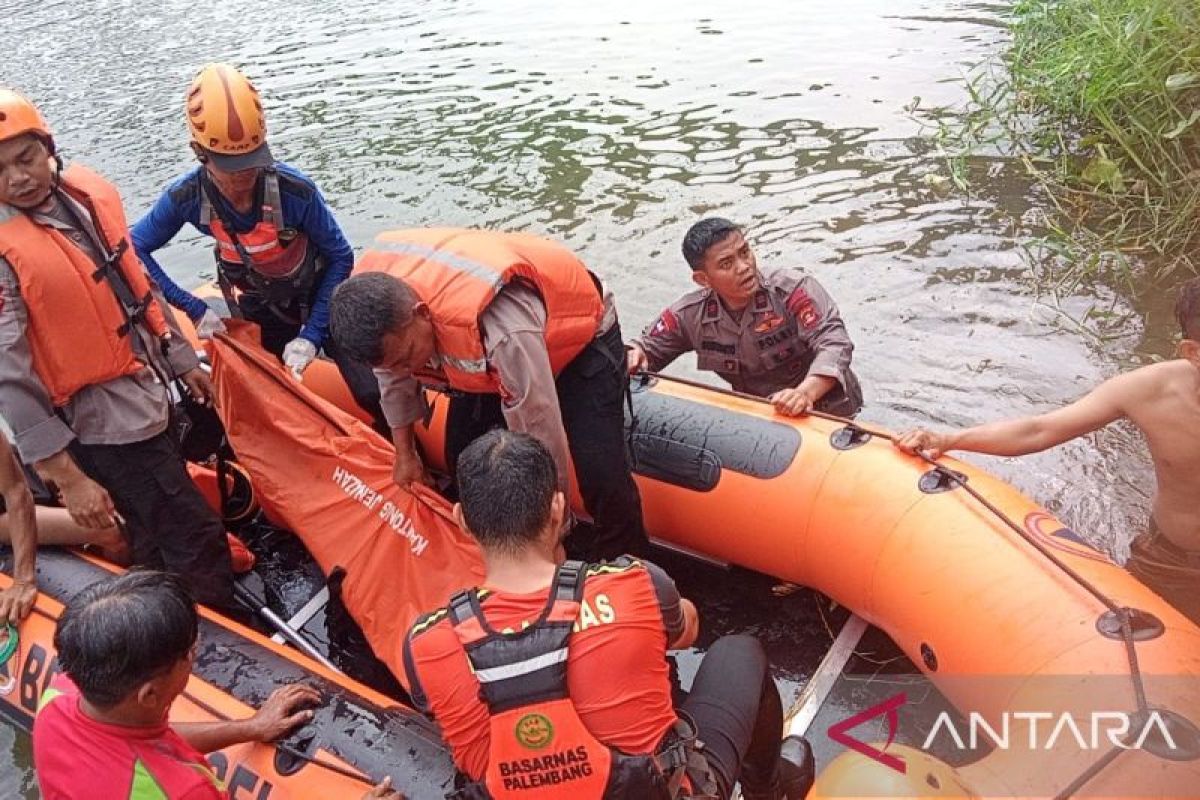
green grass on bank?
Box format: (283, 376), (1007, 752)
(941, 0), (1200, 286)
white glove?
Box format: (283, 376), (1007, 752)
(195, 308), (228, 339)
(282, 338), (318, 380)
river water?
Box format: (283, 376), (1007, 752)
(1, 0), (1172, 794)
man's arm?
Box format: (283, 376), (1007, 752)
(0, 435), (37, 624)
(643, 560), (699, 649)
(895, 373), (1132, 458)
(481, 288), (573, 492)
(771, 274), (854, 415)
(174, 684), (319, 753)
(0, 262), (115, 529)
(131, 183), (210, 322)
(293, 185), (355, 350)
(375, 369), (433, 487)
(628, 305), (693, 374)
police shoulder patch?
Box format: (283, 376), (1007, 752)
(649, 308), (680, 338)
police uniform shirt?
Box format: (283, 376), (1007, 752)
(633, 267), (862, 416)
(376, 281), (618, 490)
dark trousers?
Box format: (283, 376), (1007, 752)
(68, 431), (235, 611)
(1127, 521), (1200, 625)
(239, 296), (388, 435)
(444, 323), (647, 562)
(681, 634), (784, 799)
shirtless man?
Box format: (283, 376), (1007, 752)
(894, 277), (1200, 623)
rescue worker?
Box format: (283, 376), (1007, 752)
(403, 430), (814, 800)
(627, 217), (862, 417)
(328, 228), (646, 562)
(0, 88), (235, 611)
(131, 63), (384, 427)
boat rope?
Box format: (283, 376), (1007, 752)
(1051, 744), (1126, 800)
(639, 372), (1155, 742)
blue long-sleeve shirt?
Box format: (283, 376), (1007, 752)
(131, 162), (354, 349)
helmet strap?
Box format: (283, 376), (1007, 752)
(49, 152), (64, 194)
(189, 142), (210, 165)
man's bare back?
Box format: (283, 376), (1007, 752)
(1122, 360), (1200, 551)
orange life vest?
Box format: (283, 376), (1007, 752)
(443, 563), (712, 800)
(357, 228), (605, 394)
(0, 164), (170, 406)
(199, 169), (323, 322)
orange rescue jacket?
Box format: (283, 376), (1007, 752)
(200, 167), (315, 280)
(357, 228), (604, 394)
(0, 164), (170, 406)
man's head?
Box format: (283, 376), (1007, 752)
(54, 571), (198, 718)
(0, 89), (57, 209)
(186, 64), (273, 193)
(330, 272), (437, 372)
(1177, 277), (1200, 366)
(454, 430), (565, 557)
(682, 217), (761, 309)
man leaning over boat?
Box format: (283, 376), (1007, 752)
(329, 228), (648, 563)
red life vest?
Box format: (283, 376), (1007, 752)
(199, 168), (322, 316)
(356, 228), (604, 394)
(443, 562), (713, 800)
(0, 164), (171, 406)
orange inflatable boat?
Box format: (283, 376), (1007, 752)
(4, 256), (1196, 798)
(208, 234), (1199, 799)
(304, 367), (1200, 797)
(0, 550), (458, 798)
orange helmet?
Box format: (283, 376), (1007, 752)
(0, 88), (55, 153)
(185, 64), (272, 170)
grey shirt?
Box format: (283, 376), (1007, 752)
(632, 267), (863, 415)
(377, 281), (617, 490)
(0, 190), (199, 464)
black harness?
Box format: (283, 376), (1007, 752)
(445, 562), (719, 800)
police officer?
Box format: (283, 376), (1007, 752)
(131, 63), (383, 427)
(403, 430), (814, 800)
(627, 217), (862, 417)
(0, 88), (235, 611)
(329, 228), (646, 562)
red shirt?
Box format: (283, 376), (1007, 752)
(33, 674), (226, 800)
(403, 558), (686, 781)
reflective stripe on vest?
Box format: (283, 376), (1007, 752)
(359, 228), (605, 393)
(373, 239), (506, 292)
(474, 647), (569, 684)
(200, 168), (311, 279)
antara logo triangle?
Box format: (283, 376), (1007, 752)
(826, 692), (908, 774)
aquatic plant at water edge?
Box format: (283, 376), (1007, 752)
(935, 0), (1200, 286)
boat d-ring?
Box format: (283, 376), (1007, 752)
(0, 623), (19, 696)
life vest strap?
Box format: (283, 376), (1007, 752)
(653, 716), (721, 800)
(86, 237), (158, 339)
(449, 562), (587, 713)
